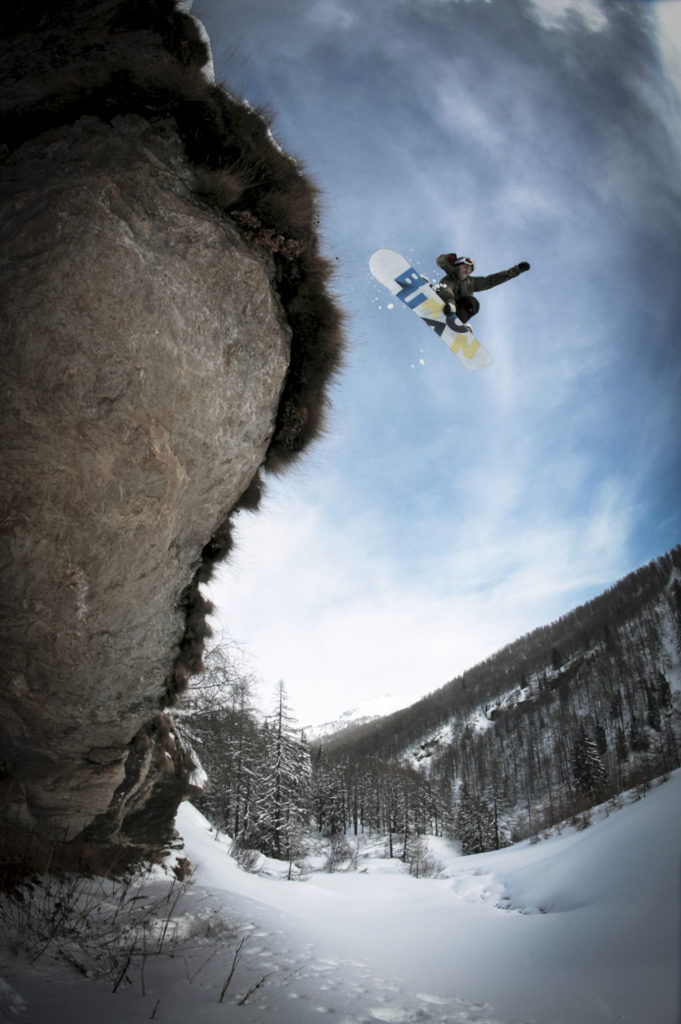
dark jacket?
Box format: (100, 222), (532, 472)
(436, 254), (526, 302)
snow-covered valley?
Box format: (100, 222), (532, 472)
(2, 769), (679, 1024)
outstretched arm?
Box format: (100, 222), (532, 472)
(471, 262), (530, 292)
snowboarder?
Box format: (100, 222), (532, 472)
(369, 248), (493, 369)
(436, 253), (530, 322)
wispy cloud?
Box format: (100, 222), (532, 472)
(525, 0), (609, 33)
(305, 0), (358, 31)
(206, 459), (635, 722)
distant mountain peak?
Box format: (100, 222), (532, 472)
(303, 693), (407, 741)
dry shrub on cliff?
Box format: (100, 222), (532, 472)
(192, 165), (248, 209)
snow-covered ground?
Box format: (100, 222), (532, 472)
(2, 770), (680, 1024)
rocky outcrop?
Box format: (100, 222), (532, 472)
(0, 0), (344, 869)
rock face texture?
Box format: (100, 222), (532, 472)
(0, 0), (344, 867)
(1, 112), (289, 844)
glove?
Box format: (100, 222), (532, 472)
(518, 261), (530, 272)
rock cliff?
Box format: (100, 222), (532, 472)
(0, 0), (345, 870)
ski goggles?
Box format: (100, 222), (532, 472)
(446, 254), (475, 270)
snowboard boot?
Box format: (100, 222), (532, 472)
(456, 295), (480, 322)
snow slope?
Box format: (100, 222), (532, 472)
(2, 771), (680, 1024)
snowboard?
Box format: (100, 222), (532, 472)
(369, 248), (493, 370)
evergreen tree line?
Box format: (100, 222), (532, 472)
(311, 749), (509, 857)
(180, 650), (483, 861)
(181, 548), (681, 860)
(179, 653), (311, 865)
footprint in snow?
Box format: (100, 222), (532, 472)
(416, 993), (529, 1023)
(369, 1008), (428, 1023)
(310, 959), (339, 972)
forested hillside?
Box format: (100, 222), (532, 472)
(182, 547), (680, 860)
(317, 546), (681, 849)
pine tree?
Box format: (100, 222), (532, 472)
(313, 749), (349, 837)
(248, 681), (311, 861)
(571, 724), (607, 802)
(454, 782), (497, 855)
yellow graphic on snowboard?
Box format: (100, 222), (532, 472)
(419, 296), (481, 359)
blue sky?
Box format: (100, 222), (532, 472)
(191, 0), (681, 725)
